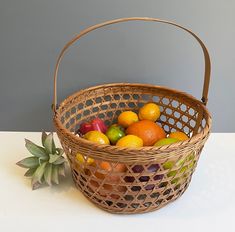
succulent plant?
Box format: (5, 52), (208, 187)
(16, 132), (66, 190)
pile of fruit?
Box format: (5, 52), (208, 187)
(74, 103), (193, 199)
(76, 102), (189, 148)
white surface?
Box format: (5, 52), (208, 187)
(0, 132), (234, 232)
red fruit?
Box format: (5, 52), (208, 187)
(78, 118), (107, 135)
(91, 118), (107, 133)
(79, 122), (93, 135)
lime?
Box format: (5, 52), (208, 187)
(154, 138), (180, 147)
(106, 125), (125, 144)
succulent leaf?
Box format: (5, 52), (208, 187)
(52, 165), (59, 184)
(53, 156), (66, 165)
(32, 162), (47, 185)
(16, 157), (39, 168)
(41, 131), (47, 147)
(58, 163), (66, 177)
(44, 133), (56, 154)
(24, 168), (37, 177)
(44, 163), (53, 186)
(32, 181), (41, 190)
(25, 139), (47, 159)
(17, 132), (66, 190)
(56, 148), (64, 156)
(49, 154), (59, 163)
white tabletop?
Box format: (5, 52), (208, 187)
(0, 132), (234, 232)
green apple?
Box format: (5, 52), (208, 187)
(106, 124), (125, 144)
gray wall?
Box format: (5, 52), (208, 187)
(1, 0), (234, 132)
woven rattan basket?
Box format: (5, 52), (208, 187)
(52, 17), (211, 214)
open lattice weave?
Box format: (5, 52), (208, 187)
(54, 83), (211, 214)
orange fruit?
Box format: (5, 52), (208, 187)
(116, 135), (143, 148)
(95, 161), (127, 182)
(100, 161), (112, 171)
(168, 131), (189, 141)
(100, 161), (127, 172)
(118, 111), (139, 128)
(84, 131), (110, 145)
(139, 103), (160, 121)
(92, 161), (128, 198)
(126, 120), (166, 146)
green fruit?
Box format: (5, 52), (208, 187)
(175, 158), (185, 167)
(154, 138), (180, 147)
(163, 161), (175, 170)
(171, 178), (180, 184)
(164, 152), (196, 186)
(167, 170), (177, 177)
(188, 152), (195, 161)
(180, 166), (188, 173)
(106, 125), (125, 144)
(110, 124), (125, 131)
(189, 160), (196, 169)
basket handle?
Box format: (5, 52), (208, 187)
(52, 17), (211, 112)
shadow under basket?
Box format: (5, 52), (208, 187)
(52, 18), (212, 214)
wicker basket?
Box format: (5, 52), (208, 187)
(52, 17), (211, 214)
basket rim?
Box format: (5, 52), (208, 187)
(54, 82), (212, 153)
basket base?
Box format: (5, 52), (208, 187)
(92, 195), (184, 215)
(72, 174), (190, 214)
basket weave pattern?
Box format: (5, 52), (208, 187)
(54, 84), (211, 214)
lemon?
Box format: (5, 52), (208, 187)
(138, 103), (160, 122)
(84, 131), (110, 145)
(116, 135), (143, 148)
(118, 111), (139, 128)
(76, 153), (94, 165)
(168, 131), (189, 141)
